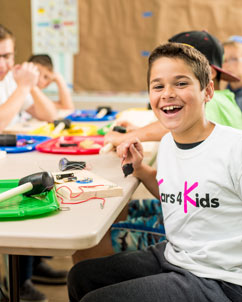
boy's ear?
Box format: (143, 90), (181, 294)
(211, 67), (217, 80)
(204, 80), (214, 103)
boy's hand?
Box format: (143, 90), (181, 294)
(51, 71), (64, 84)
(104, 131), (127, 147)
(117, 138), (144, 174)
(13, 62), (39, 89)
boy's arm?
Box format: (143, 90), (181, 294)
(27, 86), (57, 122)
(104, 120), (168, 146)
(0, 87), (31, 132)
(0, 63), (39, 132)
(117, 138), (160, 199)
(134, 163), (159, 199)
(52, 72), (74, 110)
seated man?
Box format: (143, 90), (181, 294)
(0, 24), (66, 302)
(0, 25), (58, 133)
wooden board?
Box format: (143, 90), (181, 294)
(2, 110), (73, 135)
(3, 120), (48, 135)
(116, 108), (157, 128)
(53, 169), (123, 202)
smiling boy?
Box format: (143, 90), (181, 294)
(68, 43), (242, 302)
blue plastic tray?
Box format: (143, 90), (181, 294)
(0, 135), (50, 153)
(65, 109), (118, 122)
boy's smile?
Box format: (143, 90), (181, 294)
(149, 57), (214, 143)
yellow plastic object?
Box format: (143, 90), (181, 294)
(29, 123), (98, 137)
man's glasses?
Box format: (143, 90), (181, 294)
(223, 57), (242, 64)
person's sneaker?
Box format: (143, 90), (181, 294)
(0, 283), (8, 302)
(2, 278), (47, 302)
(20, 279), (47, 302)
(32, 261), (67, 285)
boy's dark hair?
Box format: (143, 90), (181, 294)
(0, 24), (15, 43)
(28, 54), (53, 71)
(147, 42), (211, 91)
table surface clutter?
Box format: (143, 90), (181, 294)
(0, 108), (158, 257)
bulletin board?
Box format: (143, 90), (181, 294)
(1, 0), (242, 93)
(73, 0), (242, 92)
(31, 0), (79, 54)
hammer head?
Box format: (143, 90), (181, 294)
(0, 134), (17, 147)
(53, 119), (71, 129)
(18, 172), (54, 196)
(97, 106), (112, 115)
(113, 126), (126, 133)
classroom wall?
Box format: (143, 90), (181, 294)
(0, 0), (32, 63)
(1, 0), (242, 93)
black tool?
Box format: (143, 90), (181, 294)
(0, 172), (54, 202)
(59, 157), (86, 171)
(0, 134), (17, 147)
(122, 163), (134, 177)
(59, 143), (78, 147)
(56, 172), (75, 180)
(52, 119), (71, 135)
(112, 126), (126, 133)
(96, 106), (112, 119)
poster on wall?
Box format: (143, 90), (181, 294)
(31, 0), (79, 54)
(31, 0), (78, 92)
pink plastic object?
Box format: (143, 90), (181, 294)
(36, 136), (104, 155)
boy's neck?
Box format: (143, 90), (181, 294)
(172, 121), (215, 144)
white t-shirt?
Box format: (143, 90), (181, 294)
(156, 124), (242, 286)
(0, 71), (33, 126)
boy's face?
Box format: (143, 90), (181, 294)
(149, 57), (212, 142)
(0, 38), (14, 81)
(35, 63), (53, 89)
(223, 44), (242, 87)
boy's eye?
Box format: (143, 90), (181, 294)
(176, 82), (187, 87)
(153, 84), (164, 90)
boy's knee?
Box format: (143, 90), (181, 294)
(68, 260), (97, 301)
(67, 263), (83, 301)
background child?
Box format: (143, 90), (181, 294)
(68, 42), (242, 302)
(28, 54), (74, 110)
(222, 38), (242, 110)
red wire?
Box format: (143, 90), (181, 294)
(55, 184), (106, 207)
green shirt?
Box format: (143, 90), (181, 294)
(206, 89), (242, 129)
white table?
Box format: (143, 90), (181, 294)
(0, 147), (157, 301)
(0, 151), (142, 255)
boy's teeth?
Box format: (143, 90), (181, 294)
(163, 105), (181, 110)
